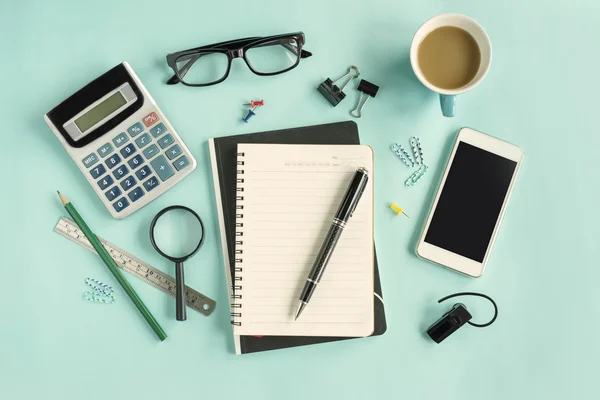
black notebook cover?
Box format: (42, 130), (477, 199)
(208, 121), (387, 354)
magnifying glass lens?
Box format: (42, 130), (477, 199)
(152, 208), (204, 258)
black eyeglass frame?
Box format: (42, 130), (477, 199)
(166, 32), (312, 87)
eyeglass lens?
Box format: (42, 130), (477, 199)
(175, 52), (229, 86)
(245, 38), (300, 73)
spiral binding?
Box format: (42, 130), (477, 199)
(231, 151), (245, 326)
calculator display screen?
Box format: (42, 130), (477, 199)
(74, 91), (127, 135)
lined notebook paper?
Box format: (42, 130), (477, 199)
(232, 144), (374, 337)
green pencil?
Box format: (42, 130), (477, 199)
(58, 191), (167, 341)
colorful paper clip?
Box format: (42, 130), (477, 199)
(405, 164), (429, 187)
(350, 80), (379, 118)
(84, 277), (115, 304)
(410, 137), (425, 165)
(318, 65), (360, 106)
(391, 144), (415, 168)
(390, 202), (409, 218)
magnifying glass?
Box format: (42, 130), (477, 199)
(150, 205), (205, 321)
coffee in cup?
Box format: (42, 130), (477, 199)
(410, 14), (492, 117)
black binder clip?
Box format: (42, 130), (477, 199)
(350, 79), (379, 118)
(318, 65), (360, 106)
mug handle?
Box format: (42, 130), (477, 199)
(440, 94), (456, 118)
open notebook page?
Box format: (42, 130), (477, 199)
(233, 144), (374, 337)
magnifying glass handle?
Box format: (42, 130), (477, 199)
(175, 261), (187, 321)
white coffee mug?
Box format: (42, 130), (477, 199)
(410, 14), (492, 117)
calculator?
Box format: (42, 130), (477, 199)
(44, 62), (197, 219)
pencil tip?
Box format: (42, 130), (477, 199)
(57, 191), (68, 206)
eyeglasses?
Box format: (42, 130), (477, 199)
(166, 32), (312, 87)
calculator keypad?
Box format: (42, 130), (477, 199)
(113, 165), (129, 180)
(158, 134), (174, 149)
(106, 154), (121, 169)
(120, 176), (137, 191)
(84, 109), (192, 215)
(135, 132), (152, 148)
(143, 112), (159, 127)
(166, 145), (182, 160)
(127, 154), (144, 170)
(143, 176), (160, 192)
(128, 187), (145, 202)
(106, 186), (122, 201)
(82, 153), (99, 168)
(174, 155), (190, 171)
(143, 144), (159, 159)
(98, 175), (114, 190)
(150, 155), (175, 181)
(113, 197), (130, 212)
(127, 122), (144, 137)
(120, 143), (137, 158)
(150, 122), (167, 138)
(135, 166), (151, 181)
(90, 164), (106, 179)
(98, 143), (114, 158)
(112, 132), (129, 147)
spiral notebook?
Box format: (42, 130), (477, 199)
(208, 121), (386, 354)
(232, 144), (375, 337)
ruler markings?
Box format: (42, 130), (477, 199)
(54, 217), (216, 316)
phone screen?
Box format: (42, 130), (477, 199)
(424, 142), (518, 262)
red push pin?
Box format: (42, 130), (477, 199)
(243, 99), (264, 107)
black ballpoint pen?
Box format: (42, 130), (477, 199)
(295, 167), (369, 320)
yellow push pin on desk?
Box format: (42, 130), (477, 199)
(390, 202), (409, 218)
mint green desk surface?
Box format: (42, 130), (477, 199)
(1, 0), (598, 398)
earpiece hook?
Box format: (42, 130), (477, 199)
(437, 292), (498, 328)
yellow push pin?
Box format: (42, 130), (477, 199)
(390, 202), (409, 218)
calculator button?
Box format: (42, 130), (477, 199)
(112, 132), (129, 147)
(173, 155), (191, 171)
(158, 134), (174, 149)
(143, 176), (160, 192)
(166, 144), (182, 160)
(106, 154), (121, 169)
(120, 143), (137, 158)
(98, 175), (114, 190)
(142, 112), (159, 127)
(112, 197), (130, 213)
(113, 165), (129, 180)
(105, 186), (122, 201)
(97, 143), (114, 158)
(135, 132), (152, 149)
(127, 122), (144, 137)
(90, 164), (106, 179)
(127, 154), (144, 170)
(82, 153), (99, 168)
(143, 144), (159, 160)
(150, 155), (175, 181)
(150, 122), (167, 138)
(120, 175), (137, 191)
(135, 165), (152, 181)
(128, 187), (145, 202)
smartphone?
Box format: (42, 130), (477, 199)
(416, 127), (524, 277)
